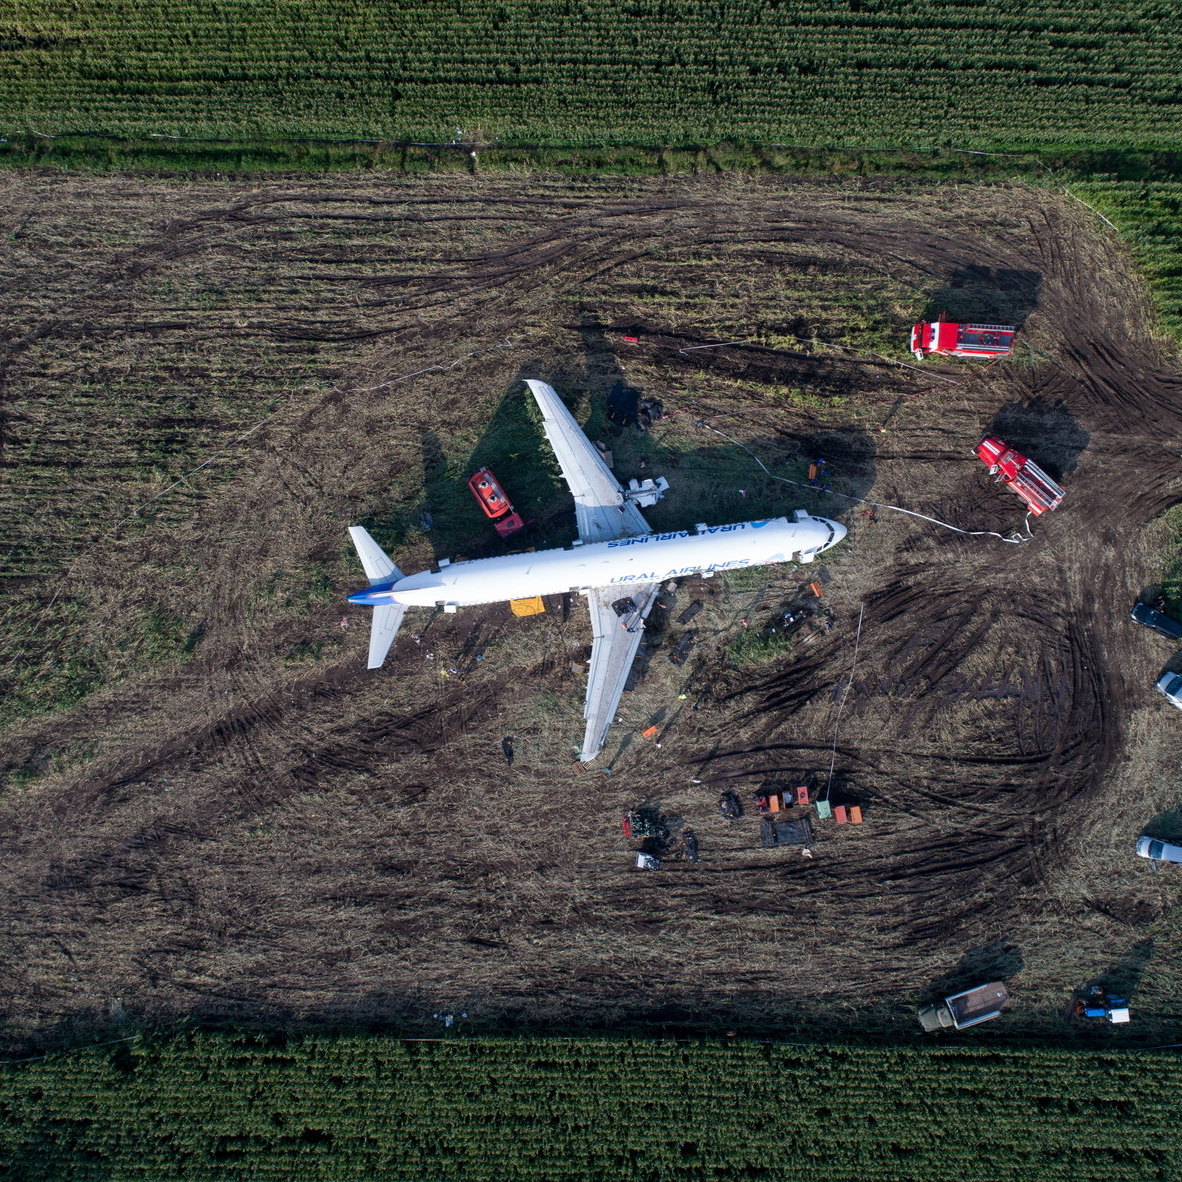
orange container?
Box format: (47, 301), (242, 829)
(849, 806), (863, 824)
(809, 581), (823, 598)
(794, 786), (810, 805)
(640, 725), (659, 739)
(833, 805), (848, 824)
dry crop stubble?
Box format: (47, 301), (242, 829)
(1, 174), (1182, 1045)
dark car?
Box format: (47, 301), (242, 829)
(1131, 602), (1182, 640)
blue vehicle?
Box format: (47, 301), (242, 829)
(1074, 986), (1130, 1024)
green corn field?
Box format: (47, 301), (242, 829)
(2, 1033), (1180, 1181)
(1, 0), (1180, 150)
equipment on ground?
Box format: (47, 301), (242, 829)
(1074, 985), (1130, 1024)
(760, 816), (812, 847)
(624, 806), (669, 844)
(668, 630), (695, 666)
(677, 829), (700, 863)
(467, 467), (526, 539)
(718, 790), (743, 820)
(911, 320), (1015, 360)
(975, 437), (1064, 516)
(918, 982), (1009, 1032)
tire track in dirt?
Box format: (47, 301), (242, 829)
(5, 176), (1182, 1041)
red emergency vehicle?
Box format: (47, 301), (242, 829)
(911, 321), (1015, 360)
(467, 467), (526, 539)
(975, 437), (1064, 516)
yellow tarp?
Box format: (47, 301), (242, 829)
(510, 596), (545, 618)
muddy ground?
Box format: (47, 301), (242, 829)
(2, 172), (1182, 1049)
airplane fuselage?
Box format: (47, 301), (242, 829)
(348, 514), (844, 610)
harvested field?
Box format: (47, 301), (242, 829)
(2, 172), (1182, 1048)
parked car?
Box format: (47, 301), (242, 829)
(1131, 602), (1182, 640)
(1156, 671), (1182, 711)
(1136, 835), (1182, 863)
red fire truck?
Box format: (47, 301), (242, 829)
(911, 320), (1015, 360)
(467, 467), (526, 539)
(975, 437), (1064, 516)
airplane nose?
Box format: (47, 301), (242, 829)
(828, 519), (848, 547)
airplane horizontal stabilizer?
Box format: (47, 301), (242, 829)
(367, 603), (407, 669)
(348, 526), (404, 586)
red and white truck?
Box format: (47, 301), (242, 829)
(911, 320), (1015, 360)
(467, 467), (526, 539)
(975, 437), (1064, 516)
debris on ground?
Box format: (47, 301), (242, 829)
(625, 804), (670, 845)
(636, 397), (666, 432)
(676, 828), (700, 863)
(668, 631), (696, 666)
(606, 380), (640, 427)
(718, 790), (743, 819)
(760, 816), (814, 848)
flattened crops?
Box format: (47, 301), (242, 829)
(3, 172), (1182, 1050)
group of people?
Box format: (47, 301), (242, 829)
(807, 457), (829, 489)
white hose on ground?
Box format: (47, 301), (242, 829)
(821, 602), (865, 803)
(705, 424), (1033, 545)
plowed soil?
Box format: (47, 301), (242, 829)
(3, 172), (1182, 1049)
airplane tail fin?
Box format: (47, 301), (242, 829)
(349, 525), (404, 585)
(348, 526), (407, 668)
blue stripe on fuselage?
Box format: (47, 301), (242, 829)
(347, 581), (398, 606)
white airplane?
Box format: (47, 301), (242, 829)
(347, 379), (846, 761)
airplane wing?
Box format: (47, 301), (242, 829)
(580, 582), (663, 762)
(524, 379), (652, 544)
